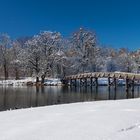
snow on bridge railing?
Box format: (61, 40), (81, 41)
(65, 72), (140, 80)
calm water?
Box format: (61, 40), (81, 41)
(0, 86), (140, 111)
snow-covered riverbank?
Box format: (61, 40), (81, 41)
(0, 98), (140, 140)
(0, 78), (127, 86)
(0, 77), (36, 86)
(0, 78), (62, 86)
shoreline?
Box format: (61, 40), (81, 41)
(0, 98), (140, 140)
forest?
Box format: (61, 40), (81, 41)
(0, 28), (140, 81)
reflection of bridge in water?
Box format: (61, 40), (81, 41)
(64, 72), (140, 92)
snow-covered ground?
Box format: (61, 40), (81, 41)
(0, 98), (140, 140)
(0, 77), (36, 86)
(44, 78), (62, 86)
(0, 78), (62, 86)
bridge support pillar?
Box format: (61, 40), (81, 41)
(70, 79), (73, 86)
(108, 77), (111, 87)
(80, 78), (83, 86)
(84, 78), (87, 87)
(74, 79), (77, 87)
(125, 76), (129, 92)
(90, 77), (93, 87)
(114, 77), (117, 90)
(95, 77), (98, 88)
(131, 78), (135, 92)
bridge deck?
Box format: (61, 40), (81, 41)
(65, 72), (140, 80)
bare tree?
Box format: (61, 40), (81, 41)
(71, 28), (97, 73)
(10, 40), (25, 79)
(25, 35), (42, 83)
(0, 34), (11, 80)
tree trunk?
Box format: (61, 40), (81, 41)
(15, 67), (19, 80)
(41, 74), (45, 84)
(4, 64), (8, 80)
(36, 76), (39, 83)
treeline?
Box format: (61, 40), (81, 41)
(0, 28), (140, 81)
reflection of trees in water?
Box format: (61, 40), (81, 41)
(69, 86), (140, 101)
(0, 86), (140, 111)
(35, 86), (39, 107)
(114, 89), (117, 100)
(3, 87), (7, 111)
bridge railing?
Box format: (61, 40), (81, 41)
(65, 72), (140, 80)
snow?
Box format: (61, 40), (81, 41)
(0, 98), (140, 140)
(98, 78), (126, 85)
(44, 78), (62, 86)
(0, 77), (131, 86)
(0, 77), (36, 86)
(0, 78), (62, 86)
(98, 78), (109, 85)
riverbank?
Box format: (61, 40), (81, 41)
(0, 77), (35, 86)
(0, 98), (140, 140)
(0, 77), (132, 86)
(0, 78), (62, 86)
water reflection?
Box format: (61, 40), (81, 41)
(0, 86), (140, 111)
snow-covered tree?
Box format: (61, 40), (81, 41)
(37, 31), (62, 78)
(10, 40), (25, 79)
(116, 49), (134, 72)
(24, 31), (62, 82)
(70, 28), (97, 73)
(0, 29), (139, 81)
(25, 35), (42, 82)
(0, 34), (11, 80)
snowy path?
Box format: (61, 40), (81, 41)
(0, 99), (140, 140)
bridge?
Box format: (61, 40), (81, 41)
(64, 72), (140, 91)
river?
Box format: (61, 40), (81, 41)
(0, 86), (140, 111)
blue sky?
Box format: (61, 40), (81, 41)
(0, 0), (140, 50)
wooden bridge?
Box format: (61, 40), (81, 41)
(63, 72), (140, 91)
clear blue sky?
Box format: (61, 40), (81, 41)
(0, 0), (140, 50)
